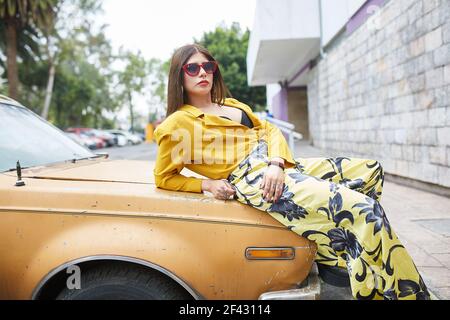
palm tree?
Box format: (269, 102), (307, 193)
(0, 21), (40, 77)
(0, 0), (57, 99)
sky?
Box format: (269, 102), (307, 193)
(101, 0), (257, 62)
(100, 0), (257, 128)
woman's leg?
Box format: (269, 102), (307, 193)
(228, 142), (430, 300)
(294, 156), (384, 202)
(293, 156), (385, 269)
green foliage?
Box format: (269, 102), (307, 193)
(1, 0), (122, 129)
(0, 0), (58, 27)
(115, 50), (150, 132)
(117, 50), (148, 97)
(148, 58), (169, 106)
(0, 21), (41, 68)
(51, 56), (118, 129)
(195, 22), (266, 111)
(0, 0), (58, 98)
(51, 23), (119, 128)
(146, 58), (169, 122)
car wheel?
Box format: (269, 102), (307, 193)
(317, 264), (351, 288)
(56, 264), (193, 300)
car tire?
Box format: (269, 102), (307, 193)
(56, 264), (193, 300)
(317, 264), (351, 288)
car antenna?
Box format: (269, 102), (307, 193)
(15, 161), (26, 187)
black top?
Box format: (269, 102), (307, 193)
(219, 108), (254, 129)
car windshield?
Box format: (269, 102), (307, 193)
(0, 103), (95, 172)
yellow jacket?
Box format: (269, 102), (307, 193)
(153, 98), (296, 193)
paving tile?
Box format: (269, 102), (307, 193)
(417, 267), (450, 289)
(402, 240), (444, 267)
(431, 287), (450, 300)
(414, 218), (450, 237)
(398, 230), (450, 254)
(432, 253), (450, 269)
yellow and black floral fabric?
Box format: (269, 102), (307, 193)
(227, 140), (431, 300)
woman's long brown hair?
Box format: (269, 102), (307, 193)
(166, 44), (231, 117)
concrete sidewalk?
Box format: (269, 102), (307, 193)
(294, 140), (450, 300)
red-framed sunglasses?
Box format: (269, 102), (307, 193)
(182, 61), (218, 77)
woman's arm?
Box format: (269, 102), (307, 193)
(154, 135), (235, 198)
(258, 120), (294, 203)
(202, 179), (236, 200)
(153, 129), (204, 193)
(270, 157), (285, 165)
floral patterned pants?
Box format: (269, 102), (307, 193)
(227, 140), (431, 300)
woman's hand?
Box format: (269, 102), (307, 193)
(260, 161), (285, 203)
(202, 179), (236, 200)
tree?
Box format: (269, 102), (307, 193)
(1, 0), (155, 130)
(0, 0), (58, 99)
(48, 22), (119, 129)
(0, 22), (40, 72)
(6, 0), (119, 129)
(40, 0), (103, 119)
(147, 58), (169, 122)
(116, 50), (149, 133)
(195, 22), (267, 111)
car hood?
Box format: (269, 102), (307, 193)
(1, 159), (285, 229)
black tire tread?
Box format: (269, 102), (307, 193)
(56, 263), (192, 300)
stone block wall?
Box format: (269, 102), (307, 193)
(307, 0), (450, 188)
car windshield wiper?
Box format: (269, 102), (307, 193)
(71, 153), (109, 163)
(5, 166), (29, 172)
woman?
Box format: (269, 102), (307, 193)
(153, 44), (431, 300)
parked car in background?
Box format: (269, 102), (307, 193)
(66, 129), (106, 150)
(110, 133), (128, 147)
(66, 128), (116, 148)
(0, 95), (320, 300)
(88, 134), (106, 149)
(107, 130), (143, 145)
(91, 129), (118, 147)
(135, 132), (146, 142)
(66, 132), (97, 150)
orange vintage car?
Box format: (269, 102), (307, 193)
(0, 95), (320, 300)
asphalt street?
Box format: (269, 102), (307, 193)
(106, 142), (158, 161)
